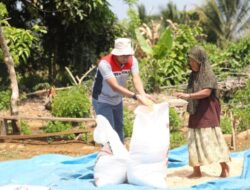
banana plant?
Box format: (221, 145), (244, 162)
(135, 27), (173, 59)
(135, 27), (174, 91)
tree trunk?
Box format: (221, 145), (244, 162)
(0, 25), (20, 133)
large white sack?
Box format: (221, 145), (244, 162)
(127, 102), (170, 188)
(93, 115), (129, 187)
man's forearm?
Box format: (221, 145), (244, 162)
(132, 74), (145, 95)
(106, 77), (136, 98)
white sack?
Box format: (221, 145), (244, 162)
(127, 102), (170, 188)
(93, 115), (129, 187)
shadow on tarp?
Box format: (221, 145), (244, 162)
(0, 145), (249, 190)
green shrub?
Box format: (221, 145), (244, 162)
(205, 38), (250, 81)
(0, 90), (10, 110)
(43, 121), (75, 140)
(232, 79), (250, 106)
(44, 121), (72, 133)
(235, 106), (250, 133)
(52, 86), (91, 117)
(220, 116), (232, 134)
(20, 120), (32, 135)
(33, 82), (50, 91)
(124, 108), (134, 138)
(169, 107), (182, 132)
(78, 124), (90, 142)
(138, 25), (202, 92)
(230, 79), (250, 132)
(169, 107), (185, 148)
(170, 131), (186, 149)
(226, 38), (250, 70)
(19, 75), (49, 92)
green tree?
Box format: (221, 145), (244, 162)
(0, 3), (37, 118)
(158, 1), (200, 28)
(197, 0), (250, 45)
(2, 0), (118, 88)
(160, 1), (180, 23)
(0, 2), (44, 90)
(0, 3), (36, 85)
(137, 4), (149, 24)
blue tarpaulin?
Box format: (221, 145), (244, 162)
(0, 145), (250, 190)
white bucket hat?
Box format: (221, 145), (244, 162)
(111, 38), (134, 56)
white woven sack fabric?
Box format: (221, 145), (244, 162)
(93, 115), (129, 187)
(127, 102), (170, 188)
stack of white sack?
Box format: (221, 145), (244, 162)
(93, 115), (129, 187)
(127, 102), (170, 188)
(93, 102), (170, 188)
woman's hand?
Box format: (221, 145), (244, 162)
(174, 92), (190, 100)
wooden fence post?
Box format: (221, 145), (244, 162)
(0, 119), (7, 135)
(230, 111), (237, 150)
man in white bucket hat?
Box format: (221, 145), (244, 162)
(92, 38), (153, 143)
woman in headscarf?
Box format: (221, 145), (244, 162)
(175, 46), (230, 178)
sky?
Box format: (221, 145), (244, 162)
(107, 0), (205, 20)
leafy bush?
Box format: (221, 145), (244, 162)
(19, 75), (49, 92)
(220, 116), (232, 134)
(170, 131), (186, 149)
(43, 121), (75, 140)
(20, 120), (32, 135)
(169, 107), (182, 132)
(226, 38), (250, 70)
(232, 79), (250, 106)
(205, 38), (250, 81)
(32, 82), (50, 91)
(203, 43), (228, 79)
(52, 86), (91, 118)
(138, 25), (202, 92)
(43, 121), (72, 133)
(169, 107), (185, 148)
(0, 90), (10, 110)
(230, 79), (250, 132)
(124, 107), (134, 138)
(234, 106), (250, 133)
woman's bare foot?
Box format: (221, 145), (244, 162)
(220, 162), (230, 177)
(188, 166), (202, 178)
(188, 172), (202, 178)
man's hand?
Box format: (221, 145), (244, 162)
(144, 94), (156, 102)
(137, 94), (154, 107)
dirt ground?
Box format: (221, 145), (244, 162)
(1, 137), (249, 162)
(0, 96), (249, 162)
(0, 141), (100, 161)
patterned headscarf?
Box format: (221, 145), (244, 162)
(186, 46), (218, 115)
